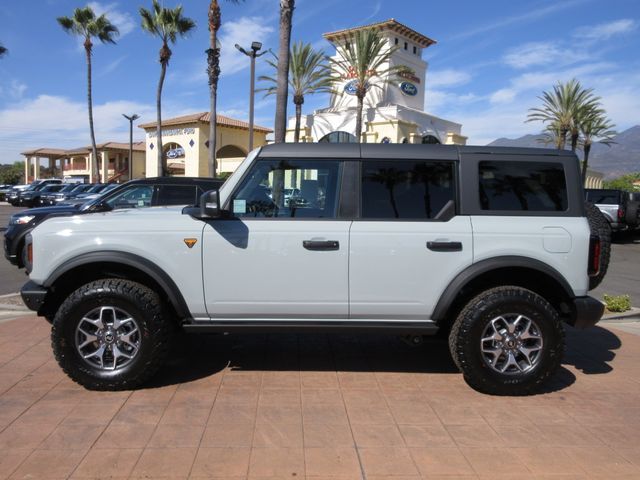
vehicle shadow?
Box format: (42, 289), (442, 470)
(612, 229), (640, 244)
(142, 326), (620, 393)
(562, 324), (621, 374)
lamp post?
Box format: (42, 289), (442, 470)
(122, 113), (140, 180)
(235, 41), (267, 151)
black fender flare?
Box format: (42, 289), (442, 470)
(431, 256), (575, 322)
(43, 251), (192, 319)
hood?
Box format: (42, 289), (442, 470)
(12, 204), (81, 217)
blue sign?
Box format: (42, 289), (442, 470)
(343, 80), (369, 96)
(399, 81), (418, 96)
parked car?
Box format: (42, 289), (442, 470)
(4, 177), (224, 268)
(21, 144), (604, 395)
(39, 183), (83, 206)
(6, 185), (30, 205)
(59, 183), (119, 207)
(584, 188), (639, 232)
(10, 179), (63, 206)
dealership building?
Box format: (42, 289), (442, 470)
(286, 19), (467, 145)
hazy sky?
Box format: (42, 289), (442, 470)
(0, 0), (638, 163)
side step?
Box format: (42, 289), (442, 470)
(182, 320), (439, 335)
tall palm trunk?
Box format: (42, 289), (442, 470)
(207, 1), (221, 177)
(581, 143), (591, 183)
(571, 132), (579, 152)
(85, 39), (99, 182)
(293, 99), (302, 143)
(274, 0), (294, 143)
(156, 43), (171, 175)
(355, 94), (364, 143)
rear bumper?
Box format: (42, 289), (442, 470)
(20, 280), (48, 312)
(568, 295), (605, 329)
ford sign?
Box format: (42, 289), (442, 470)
(399, 81), (418, 96)
(343, 80), (369, 96)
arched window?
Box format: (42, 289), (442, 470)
(421, 135), (441, 144)
(318, 131), (357, 143)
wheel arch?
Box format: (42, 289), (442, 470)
(432, 256), (575, 331)
(40, 251), (192, 323)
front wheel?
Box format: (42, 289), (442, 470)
(449, 286), (564, 395)
(51, 279), (171, 390)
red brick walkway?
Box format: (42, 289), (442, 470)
(1, 315), (639, 479)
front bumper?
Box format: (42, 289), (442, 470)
(3, 225), (25, 266)
(568, 295), (605, 329)
(21, 280), (48, 312)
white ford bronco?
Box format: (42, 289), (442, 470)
(21, 144), (606, 395)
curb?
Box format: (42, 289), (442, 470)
(601, 307), (640, 322)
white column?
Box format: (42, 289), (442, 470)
(33, 157), (40, 180)
(101, 151), (109, 183)
(24, 158), (30, 183)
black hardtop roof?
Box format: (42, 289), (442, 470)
(258, 143), (577, 160)
(121, 176), (224, 185)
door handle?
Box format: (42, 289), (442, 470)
(303, 240), (339, 251)
(427, 241), (463, 252)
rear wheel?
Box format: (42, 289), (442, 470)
(449, 286), (564, 395)
(51, 279), (171, 390)
(585, 201), (611, 290)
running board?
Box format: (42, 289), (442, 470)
(182, 320), (439, 335)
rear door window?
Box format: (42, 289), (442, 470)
(361, 160), (455, 219)
(479, 161), (567, 212)
(156, 185), (198, 206)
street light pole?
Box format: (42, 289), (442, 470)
(235, 41), (267, 151)
(122, 113), (140, 180)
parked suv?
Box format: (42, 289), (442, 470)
(585, 188), (639, 232)
(4, 177), (223, 268)
(21, 145), (605, 395)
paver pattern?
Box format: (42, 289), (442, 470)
(0, 315), (639, 479)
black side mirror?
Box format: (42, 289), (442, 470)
(200, 189), (221, 218)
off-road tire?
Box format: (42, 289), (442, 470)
(449, 286), (564, 395)
(585, 201), (611, 290)
(51, 279), (171, 390)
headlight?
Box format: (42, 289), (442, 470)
(11, 215), (35, 225)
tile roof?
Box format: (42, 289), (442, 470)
(20, 148), (67, 157)
(138, 112), (273, 132)
(323, 18), (437, 48)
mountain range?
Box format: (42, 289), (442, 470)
(488, 125), (640, 179)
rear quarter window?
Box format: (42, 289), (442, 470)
(479, 161), (567, 212)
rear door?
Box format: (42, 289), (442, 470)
(349, 155), (473, 320)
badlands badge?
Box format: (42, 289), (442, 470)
(183, 238), (197, 249)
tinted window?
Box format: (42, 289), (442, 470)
(156, 185), (197, 206)
(361, 161), (455, 219)
(585, 190), (622, 204)
(105, 185), (153, 209)
(479, 161), (567, 211)
(231, 159), (341, 218)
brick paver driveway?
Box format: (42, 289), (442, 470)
(1, 315), (639, 479)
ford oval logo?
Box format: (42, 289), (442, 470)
(400, 81), (418, 96)
(343, 80), (369, 96)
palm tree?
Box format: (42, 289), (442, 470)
(57, 7), (119, 182)
(0, 43), (7, 58)
(527, 79), (597, 151)
(259, 42), (333, 143)
(207, 0), (241, 178)
(273, 0), (295, 143)
(140, 0), (195, 175)
(579, 110), (616, 182)
(330, 29), (405, 143)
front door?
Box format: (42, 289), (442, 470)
(202, 158), (350, 320)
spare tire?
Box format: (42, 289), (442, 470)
(585, 201), (611, 290)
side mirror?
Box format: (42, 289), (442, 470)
(200, 189), (221, 218)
